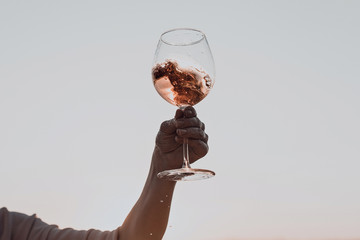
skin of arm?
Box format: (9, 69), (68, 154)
(118, 106), (209, 240)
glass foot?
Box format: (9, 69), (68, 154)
(157, 167), (215, 181)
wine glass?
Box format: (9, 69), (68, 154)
(151, 28), (215, 181)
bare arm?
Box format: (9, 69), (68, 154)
(0, 107), (208, 240)
(118, 106), (209, 240)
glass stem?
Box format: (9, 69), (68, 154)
(179, 106), (191, 169)
(182, 137), (191, 169)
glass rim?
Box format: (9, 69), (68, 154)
(160, 28), (206, 46)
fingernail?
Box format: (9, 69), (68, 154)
(177, 129), (187, 135)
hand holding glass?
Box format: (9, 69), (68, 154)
(152, 28), (215, 181)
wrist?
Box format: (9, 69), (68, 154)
(145, 148), (176, 190)
(151, 146), (169, 175)
(151, 146), (183, 174)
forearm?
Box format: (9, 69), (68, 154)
(119, 147), (176, 240)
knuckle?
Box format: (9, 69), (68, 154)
(196, 128), (204, 138)
(160, 121), (167, 129)
(189, 128), (201, 139)
(185, 106), (197, 117)
(201, 130), (206, 139)
(193, 117), (201, 127)
(160, 121), (169, 131)
(160, 119), (175, 133)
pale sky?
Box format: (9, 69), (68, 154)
(1, 1), (359, 240)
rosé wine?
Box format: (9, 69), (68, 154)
(152, 60), (213, 107)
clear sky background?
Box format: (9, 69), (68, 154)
(1, 1), (359, 240)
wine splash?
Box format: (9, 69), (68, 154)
(152, 60), (214, 107)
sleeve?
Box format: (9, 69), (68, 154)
(0, 207), (120, 240)
(0, 207), (36, 240)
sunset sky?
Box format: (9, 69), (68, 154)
(1, 1), (359, 240)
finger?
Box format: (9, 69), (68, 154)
(159, 119), (176, 134)
(183, 106), (197, 118)
(175, 108), (184, 119)
(175, 132), (208, 144)
(176, 128), (207, 141)
(175, 136), (209, 162)
(175, 117), (202, 129)
(188, 139), (209, 160)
